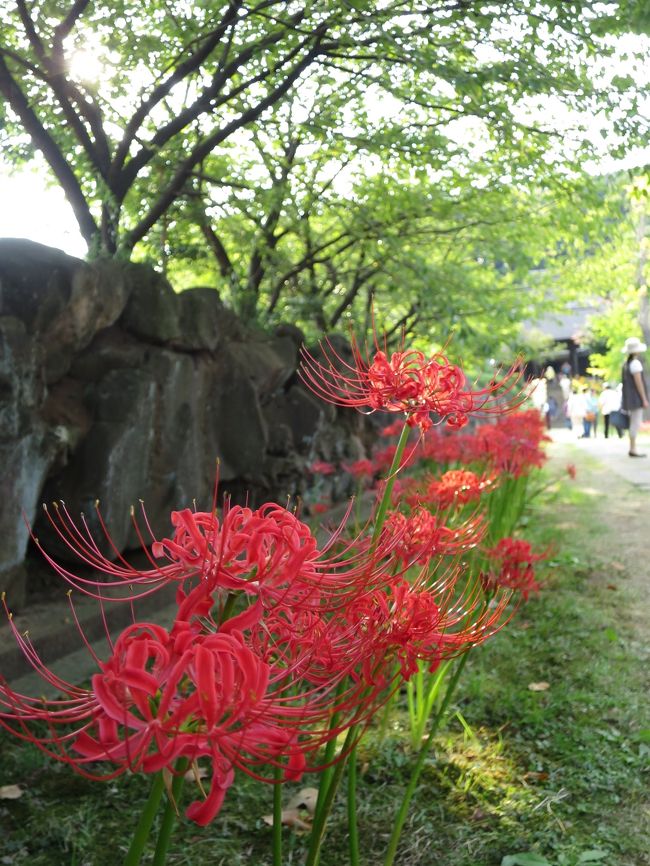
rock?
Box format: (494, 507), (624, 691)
(120, 264), (180, 344)
(174, 287), (233, 352)
(209, 344), (268, 482)
(0, 316), (43, 439)
(0, 431), (57, 607)
(0, 241), (133, 382)
(0, 244), (379, 604)
(0, 239), (81, 333)
(227, 335), (297, 399)
(41, 258), (133, 381)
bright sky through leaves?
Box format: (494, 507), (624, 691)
(0, 18), (648, 258)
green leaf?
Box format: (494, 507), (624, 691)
(578, 852), (608, 863)
(501, 854), (553, 866)
(636, 729), (650, 743)
(603, 627), (618, 642)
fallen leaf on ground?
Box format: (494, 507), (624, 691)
(523, 771), (549, 783)
(610, 562), (625, 572)
(184, 764), (209, 782)
(528, 681), (550, 692)
(606, 584), (618, 591)
(262, 808), (312, 831)
(0, 784), (23, 799)
(286, 787), (319, 814)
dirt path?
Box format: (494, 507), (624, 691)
(545, 432), (650, 641)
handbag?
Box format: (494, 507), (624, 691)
(584, 411), (596, 422)
(609, 409), (630, 430)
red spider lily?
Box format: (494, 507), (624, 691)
(342, 459), (375, 479)
(372, 443), (398, 473)
(309, 460), (336, 476)
(36, 499), (400, 615)
(381, 507), (486, 567)
(0, 594), (383, 827)
(381, 419), (405, 437)
(417, 411), (548, 477)
(482, 537), (546, 600)
(343, 574), (515, 684)
(566, 463), (577, 480)
(299, 331), (525, 432)
(0, 612), (305, 826)
(409, 469), (495, 511)
(465, 411), (549, 477)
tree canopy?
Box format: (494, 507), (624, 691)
(1, 0), (649, 349)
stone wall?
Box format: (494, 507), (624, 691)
(0, 239), (373, 609)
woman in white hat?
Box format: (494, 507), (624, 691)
(621, 336), (649, 457)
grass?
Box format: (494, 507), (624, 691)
(1, 466), (648, 866)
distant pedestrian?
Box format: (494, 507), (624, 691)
(598, 382), (622, 439)
(567, 386), (588, 438)
(583, 388), (598, 438)
(621, 336), (649, 458)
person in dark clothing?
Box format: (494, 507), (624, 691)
(621, 337), (649, 457)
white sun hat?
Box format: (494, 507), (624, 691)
(622, 336), (648, 354)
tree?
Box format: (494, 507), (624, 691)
(1, 0), (647, 266)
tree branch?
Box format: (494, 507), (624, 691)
(111, 1), (245, 180)
(116, 11), (306, 196)
(52, 0), (92, 51)
(121, 31), (326, 251)
(0, 51), (96, 244)
(201, 222), (235, 278)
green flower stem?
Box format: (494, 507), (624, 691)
(305, 727), (357, 866)
(371, 423), (411, 545)
(347, 745), (360, 866)
(411, 660), (451, 749)
(377, 687), (398, 745)
(152, 758), (189, 866)
(123, 772), (166, 866)
(219, 592), (238, 625)
(383, 653), (469, 866)
(273, 763), (283, 866)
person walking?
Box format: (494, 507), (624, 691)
(583, 387), (599, 438)
(598, 382), (623, 439)
(621, 336), (649, 457)
(567, 386), (588, 438)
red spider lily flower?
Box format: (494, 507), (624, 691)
(309, 460), (336, 476)
(566, 463), (577, 480)
(0, 606), (313, 826)
(299, 330), (525, 433)
(343, 574), (515, 684)
(382, 507), (485, 566)
(342, 459), (375, 479)
(469, 411), (549, 477)
(311, 501), (331, 515)
(482, 537), (546, 600)
(413, 469), (495, 511)
(416, 411), (548, 476)
(371, 444), (398, 473)
(381, 419), (405, 437)
(36, 499), (399, 615)
(0, 592), (389, 827)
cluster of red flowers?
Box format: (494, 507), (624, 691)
(1, 328), (547, 835)
(0, 493), (511, 825)
(407, 469), (494, 511)
(414, 409), (549, 477)
(482, 538), (547, 600)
